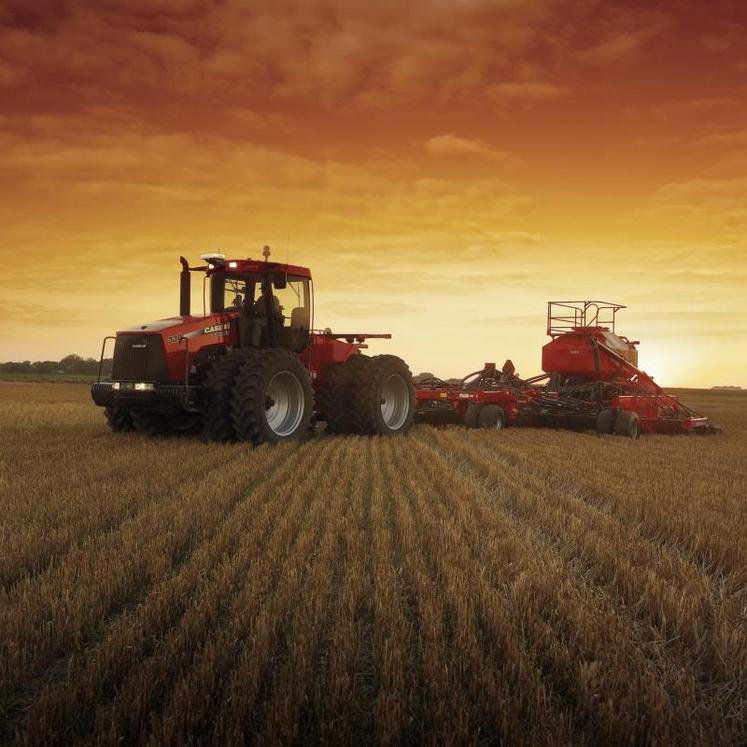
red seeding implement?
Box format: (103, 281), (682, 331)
(414, 301), (720, 439)
(92, 248), (415, 443)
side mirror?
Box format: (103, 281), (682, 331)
(273, 272), (287, 289)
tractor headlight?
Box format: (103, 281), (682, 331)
(134, 382), (155, 391)
(112, 382), (121, 390)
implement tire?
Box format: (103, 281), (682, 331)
(348, 354), (415, 436)
(464, 403), (482, 429)
(202, 349), (253, 442)
(614, 410), (640, 439)
(231, 349), (313, 445)
(105, 407), (134, 433)
(319, 355), (369, 434)
(478, 405), (506, 430)
(596, 408), (616, 434)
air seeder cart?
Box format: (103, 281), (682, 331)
(414, 301), (719, 439)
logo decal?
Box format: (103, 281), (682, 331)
(168, 322), (231, 345)
(203, 322), (231, 336)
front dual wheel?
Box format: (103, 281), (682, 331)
(230, 349), (313, 445)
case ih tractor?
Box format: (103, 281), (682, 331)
(415, 301), (719, 438)
(91, 248), (415, 443)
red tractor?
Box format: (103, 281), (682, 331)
(92, 248), (415, 443)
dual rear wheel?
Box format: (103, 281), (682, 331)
(320, 354), (415, 436)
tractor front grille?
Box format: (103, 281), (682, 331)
(111, 334), (169, 382)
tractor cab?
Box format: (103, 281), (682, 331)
(182, 248), (313, 354)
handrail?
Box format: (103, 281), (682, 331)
(547, 300), (626, 336)
(97, 336), (116, 383)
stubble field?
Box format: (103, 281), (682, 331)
(0, 382), (745, 745)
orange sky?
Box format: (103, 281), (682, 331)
(1, 0), (745, 386)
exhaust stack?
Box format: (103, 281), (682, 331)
(179, 256), (190, 316)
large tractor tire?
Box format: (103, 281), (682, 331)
(202, 349), (254, 442)
(131, 410), (168, 437)
(478, 405), (506, 430)
(105, 406), (134, 433)
(464, 403), (482, 429)
(231, 349), (313, 445)
(319, 354), (368, 434)
(614, 410), (640, 439)
(348, 354), (415, 436)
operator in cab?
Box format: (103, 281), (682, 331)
(239, 287), (284, 347)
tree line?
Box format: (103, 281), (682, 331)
(0, 355), (112, 376)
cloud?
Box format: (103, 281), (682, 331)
(492, 231), (542, 245)
(0, 302), (92, 327)
(654, 97), (741, 118)
(487, 82), (569, 101)
(0, 1), (558, 106)
(692, 129), (747, 147)
(650, 177), (747, 205)
(424, 134), (521, 167)
(574, 31), (648, 64)
(0, 59), (25, 86)
(644, 177), (747, 240)
(700, 35), (731, 53)
(712, 149), (747, 175)
(572, 8), (670, 67)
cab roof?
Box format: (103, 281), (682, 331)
(205, 259), (311, 279)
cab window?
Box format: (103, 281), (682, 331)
(222, 277), (254, 311)
(211, 274), (256, 313)
(273, 278), (310, 329)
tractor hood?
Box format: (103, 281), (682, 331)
(122, 317), (187, 333)
(120, 313), (238, 337)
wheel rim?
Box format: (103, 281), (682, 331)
(495, 416), (503, 430)
(265, 371), (305, 437)
(381, 373), (410, 431)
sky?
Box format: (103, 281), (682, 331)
(0, 0), (745, 386)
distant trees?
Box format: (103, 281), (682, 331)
(0, 356), (112, 376)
